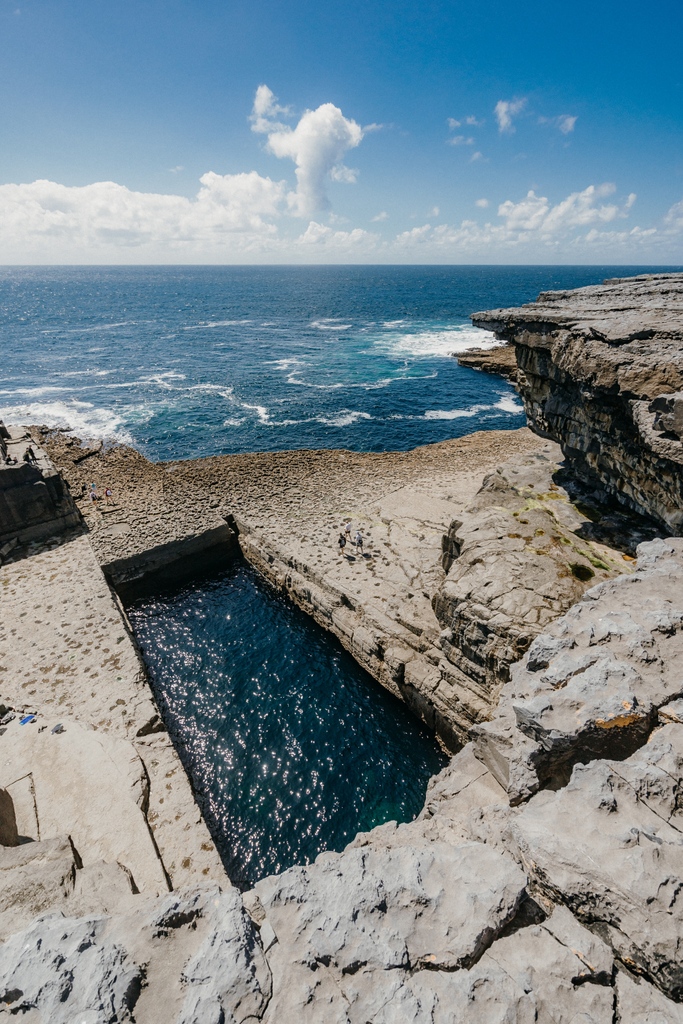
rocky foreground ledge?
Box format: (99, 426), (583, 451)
(2, 273), (683, 1019)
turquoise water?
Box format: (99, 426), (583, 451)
(127, 563), (448, 886)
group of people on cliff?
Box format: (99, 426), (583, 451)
(338, 520), (364, 557)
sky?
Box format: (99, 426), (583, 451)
(1, 0), (682, 264)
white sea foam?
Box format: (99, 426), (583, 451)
(495, 394), (524, 413)
(424, 404), (490, 420)
(316, 411), (373, 427)
(379, 326), (501, 359)
(0, 398), (134, 443)
(310, 319), (352, 331)
(424, 395), (524, 420)
(223, 416), (247, 427)
(183, 320), (253, 330)
(240, 402), (271, 424)
(0, 385), (69, 397)
(187, 383), (234, 399)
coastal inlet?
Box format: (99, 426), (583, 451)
(126, 561), (448, 887)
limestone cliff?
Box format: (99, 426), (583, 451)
(472, 273), (683, 533)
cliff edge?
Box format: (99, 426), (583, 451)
(473, 272), (683, 533)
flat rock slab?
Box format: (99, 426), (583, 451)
(0, 534), (227, 892)
(0, 715), (168, 898)
(510, 723), (683, 1001)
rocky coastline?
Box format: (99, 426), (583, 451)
(2, 272), (683, 1020)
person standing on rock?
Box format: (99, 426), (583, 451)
(338, 532), (347, 557)
(104, 486), (114, 505)
(345, 520), (352, 543)
(355, 530), (363, 554)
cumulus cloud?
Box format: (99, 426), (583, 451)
(297, 221), (377, 250)
(475, 198), (489, 208)
(0, 172), (286, 260)
(495, 98), (526, 133)
(371, 210), (388, 222)
(448, 135), (475, 146)
(250, 84), (363, 216)
(393, 184), (653, 256)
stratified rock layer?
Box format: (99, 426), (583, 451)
(472, 273), (683, 533)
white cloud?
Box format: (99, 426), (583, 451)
(448, 135), (475, 146)
(664, 198), (683, 232)
(448, 115), (482, 129)
(428, 206), (440, 218)
(558, 115), (578, 135)
(0, 172), (286, 260)
(495, 98), (527, 133)
(251, 85), (363, 216)
(470, 151), (484, 162)
(249, 84), (292, 134)
(169, 165), (184, 174)
(297, 221), (377, 250)
(475, 198), (489, 208)
(371, 210), (388, 222)
(392, 184), (658, 258)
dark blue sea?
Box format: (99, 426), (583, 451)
(3, 265), (675, 461)
(3, 264), (677, 884)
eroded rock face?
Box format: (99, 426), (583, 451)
(510, 726), (683, 1001)
(0, 886), (271, 1024)
(472, 273), (683, 533)
(473, 538), (683, 803)
(433, 446), (637, 711)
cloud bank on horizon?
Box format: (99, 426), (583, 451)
(0, 86), (680, 264)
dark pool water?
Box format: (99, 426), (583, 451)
(127, 562), (448, 886)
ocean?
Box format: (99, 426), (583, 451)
(4, 264), (677, 884)
(2, 264), (674, 460)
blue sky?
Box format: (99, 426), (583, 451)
(1, 0), (682, 263)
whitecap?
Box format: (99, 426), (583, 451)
(223, 417), (247, 427)
(495, 394), (524, 413)
(0, 385), (69, 397)
(182, 319), (253, 330)
(424, 404), (491, 420)
(0, 398), (134, 443)
(240, 402), (271, 424)
(315, 411), (373, 427)
(378, 325), (501, 359)
(310, 319), (352, 331)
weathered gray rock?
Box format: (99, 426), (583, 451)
(472, 273), (683, 533)
(510, 724), (683, 1000)
(434, 447), (636, 722)
(474, 538), (683, 802)
(481, 906), (615, 1021)
(0, 886), (271, 1024)
(251, 840), (527, 1022)
(0, 425), (80, 550)
(616, 967), (683, 1022)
